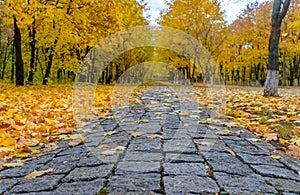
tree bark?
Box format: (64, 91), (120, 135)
(11, 44), (15, 82)
(13, 16), (24, 86)
(1, 42), (9, 80)
(264, 0), (290, 96)
(42, 47), (54, 85)
(282, 53), (287, 86)
(27, 19), (36, 84)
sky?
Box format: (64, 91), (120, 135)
(142, 0), (267, 25)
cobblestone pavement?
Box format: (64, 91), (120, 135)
(1, 86), (300, 195)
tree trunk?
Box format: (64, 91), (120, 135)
(27, 20), (36, 85)
(282, 53), (287, 86)
(1, 42), (9, 80)
(42, 48), (54, 85)
(13, 16), (24, 86)
(264, 0), (290, 96)
(294, 56), (299, 87)
(11, 44), (15, 82)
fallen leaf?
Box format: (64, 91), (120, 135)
(279, 138), (289, 145)
(100, 146), (125, 156)
(97, 144), (109, 149)
(25, 168), (54, 179)
(69, 137), (85, 147)
(216, 130), (234, 136)
(235, 130), (244, 135)
(3, 162), (23, 168)
(227, 149), (236, 156)
(43, 143), (58, 152)
(264, 133), (278, 141)
(147, 134), (162, 139)
(270, 155), (281, 159)
(247, 138), (262, 142)
(135, 119), (149, 124)
(104, 131), (119, 137)
(131, 132), (144, 138)
(287, 145), (300, 158)
(195, 141), (212, 146)
(290, 137), (300, 147)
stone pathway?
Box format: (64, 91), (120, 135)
(1, 86), (300, 195)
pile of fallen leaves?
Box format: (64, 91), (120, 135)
(195, 86), (300, 159)
(0, 84), (114, 167)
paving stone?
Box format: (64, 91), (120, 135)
(96, 154), (121, 164)
(63, 164), (114, 182)
(54, 178), (106, 195)
(278, 153), (300, 173)
(237, 153), (283, 166)
(8, 192), (54, 195)
(163, 139), (197, 154)
(214, 172), (277, 193)
(195, 138), (228, 152)
(163, 176), (219, 194)
(128, 138), (161, 152)
(165, 153), (204, 163)
(204, 152), (254, 176)
(107, 173), (161, 193)
(265, 177), (300, 193)
(9, 175), (63, 193)
(137, 123), (162, 134)
(123, 152), (163, 161)
(107, 192), (160, 195)
(251, 165), (300, 181)
(0, 179), (19, 194)
(42, 163), (75, 175)
(164, 163), (209, 176)
(76, 156), (104, 167)
(0, 164), (41, 178)
(57, 146), (88, 157)
(224, 140), (270, 155)
(115, 161), (160, 175)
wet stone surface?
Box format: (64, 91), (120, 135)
(0, 86), (299, 194)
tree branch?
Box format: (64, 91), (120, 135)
(279, 0), (291, 21)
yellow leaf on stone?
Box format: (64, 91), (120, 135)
(100, 146), (125, 156)
(247, 138), (262, 142)
(135, 119), (149, 124)
(270, 155), (281, 159)
(104, 131), (119, 137)
(25, 168), (54, 179)
(69, 137), (85, 147)
(97, 144), (109, 149)
(131, 132), (144, 138)
(15, 152), (30, 158)
(147, 134), (162, 139)
(228, 149), (236, 156)
(195, 141), (212, 147)
(3, 162), (23, 168)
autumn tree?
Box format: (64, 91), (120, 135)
(158, 0), (227, 84)
(13, 16), (24, 86)
(264, 0), (290, 96)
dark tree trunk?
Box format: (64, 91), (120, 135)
(27, 19), (36, 84)
(293, 56), (299, 87)
(282, 53), (287, 86)
(1, 42), (9, 80)
(13, 16), (24, 86)
(289, 61), (294, 86)
(255, 63), (260, 86)
(42, 48), (54, 85)
(11, 44), (15, 82)
(264, 0), (290, 96)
